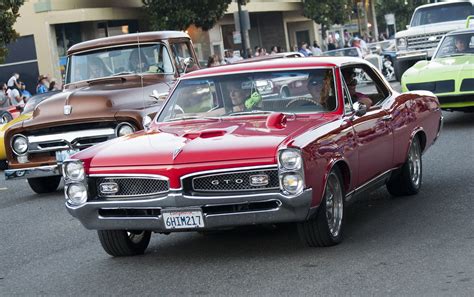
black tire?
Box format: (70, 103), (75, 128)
(394, 59), (411, 82)
(0, 160), (7, 170)
(27, 176), (61, 194)
(0, 111), (13, 125)
(387, 136), (422, 196)
(98, 230), (151, 257)
(298, 167), (345, 247)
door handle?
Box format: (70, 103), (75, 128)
(382, 115), (392, 121)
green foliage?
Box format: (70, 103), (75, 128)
(375, 0), (426, 32)
(0, 0), (25, 63)
(142, 0), (233, 31)
(302, 0), (351, 30)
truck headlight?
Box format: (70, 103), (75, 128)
(279, 149), (302, 170)
(281, 173), (304, 195)
(12, 135), (28, 155)
(63, 160), (85, 181)
(397, 38), (407, 50)
(116, 123), (135, 137)
(65, 183), (88, 205)
(278, 148), (305, 195)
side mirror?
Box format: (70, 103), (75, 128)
(150, 90), (169, 101)
(143, 115), (152, 131)
(353, 102), (367, 117)
(182, 57), (195, 74)
(406, 25), (411, 29)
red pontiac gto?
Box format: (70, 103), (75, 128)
(63, 57), (442, 256)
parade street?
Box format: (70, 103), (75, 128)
(1, 79), (473, 295)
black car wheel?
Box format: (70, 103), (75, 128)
(387, 136), (422, 196)
(27, 176), (61, 194)
(298, 167), (345, 247)
(0, 111), (13, 125)
(98, 230), (151, 257)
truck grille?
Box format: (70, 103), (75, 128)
(92, 176), (169, 199)
(185, 168), (280, 194)
(407, 31), (448, 51)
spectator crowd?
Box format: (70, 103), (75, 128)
(0, 73), (59, 108)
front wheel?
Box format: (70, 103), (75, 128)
(298, 167), (345, 247)
(0, 111), (13, 125)
(97, 230), (151, 257)
(387, 136), (422, 196)
(27, 176), (61, 194)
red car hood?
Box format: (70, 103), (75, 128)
(77, 114), (332, 168)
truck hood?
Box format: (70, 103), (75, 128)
(395, 20), (467, 39)
(23, 75), (174, 128)
(76, 114), (333, 167)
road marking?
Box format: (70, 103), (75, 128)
(0, 187), (7, 190)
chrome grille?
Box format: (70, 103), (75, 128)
(191, 169), (279, 193)
(407, 32), (447, 51)
(95, 176), (169, 198)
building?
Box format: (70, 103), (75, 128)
(1, 0), (322, 91)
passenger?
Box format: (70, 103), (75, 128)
(342, 69), (373, 108)
(226, 81), (261, 113)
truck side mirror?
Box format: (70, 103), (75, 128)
(182, 57), (195, 74)
(150, 90), (169, 101)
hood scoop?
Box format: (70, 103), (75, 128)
(266, 112), (288, 130)
(182, 129), (227, 140)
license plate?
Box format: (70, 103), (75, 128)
(55, 149), (80, 162)
(162, 210), (205, 229)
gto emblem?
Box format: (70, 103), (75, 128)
(99, 182), (119, 194)
(64, 105), (72, 115)
(211, 179), (244, 185)
(249, 174), (269, 186)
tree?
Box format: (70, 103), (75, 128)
(0, 0), (25, 63)
(302, 0), (351, 33)
(375, 0), (425, 33)
(142, 0), (233, 31)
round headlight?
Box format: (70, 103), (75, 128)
(66, 183), (88, 205)
(116, 123), (135, 137)
(279, 150), (302, 170)
(282, 173), (304, 195)
(12, 135), (28, 155)
(397, 38), (407, 49)
(63, 161), (84, 181)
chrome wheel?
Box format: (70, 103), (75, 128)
(408, 138), (421, 188)
(325, 171), (344, 238)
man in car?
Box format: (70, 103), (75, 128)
(342, 69), (373, 108)
(454, 35), (469, 53)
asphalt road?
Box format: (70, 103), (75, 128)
(1, 83), (473, 296)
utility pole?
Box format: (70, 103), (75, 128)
(237, 0), (247, 58)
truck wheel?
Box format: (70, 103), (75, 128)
(297, 167), (345, 247)
(387, 136), (422, 196)
(394, 59), (411, 82)
(0, 111), (13, 125)
(27, 176), (61, 194)
(98, 230), (151, 257)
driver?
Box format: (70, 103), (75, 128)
(305, 71), (336, 110)
(129, 49), (150, 73)
(454, 35), (469, 53)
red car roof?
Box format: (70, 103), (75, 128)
(183, 57), (366, 79)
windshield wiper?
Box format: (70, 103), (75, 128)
(164, 116), (220, 122)
(228, 110), (273, 116)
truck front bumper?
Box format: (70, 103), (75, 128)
(66, 189), (314, 232)
(5, 164), (61, 180)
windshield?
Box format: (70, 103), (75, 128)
(157, 69), (337, 122)
(411, 3), (473, 27)
(435, 33), (474, 58)
(65, 43), (174, 84)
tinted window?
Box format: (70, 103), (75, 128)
(411, 3), (473, 27)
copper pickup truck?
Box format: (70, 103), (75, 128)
(4, 31), (199, 194)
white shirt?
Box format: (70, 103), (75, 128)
(7, 76), (17, 88)
(7, 89), (22, 106)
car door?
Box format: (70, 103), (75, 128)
(343, 65), (394, 185)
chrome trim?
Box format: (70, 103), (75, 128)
(5, 164), (61, 180)
(345, 168), (396, 201)
(190, 168), (279, 192)
(10, 134), (29, 156)
(92, 176), (170, 198)
(27, 128), (116, 153)
(179, 165), (278, 184)
(89, 173), (170, 180)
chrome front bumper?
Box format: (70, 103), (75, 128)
(5, 164), (61, 180)
(66, 189), (314, 231)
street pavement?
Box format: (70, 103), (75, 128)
(0, 81), (473, 296)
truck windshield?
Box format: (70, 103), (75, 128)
(66, 43), (174, 84)
(410, 3), (473, 27)
(157, 69), (337, 123)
